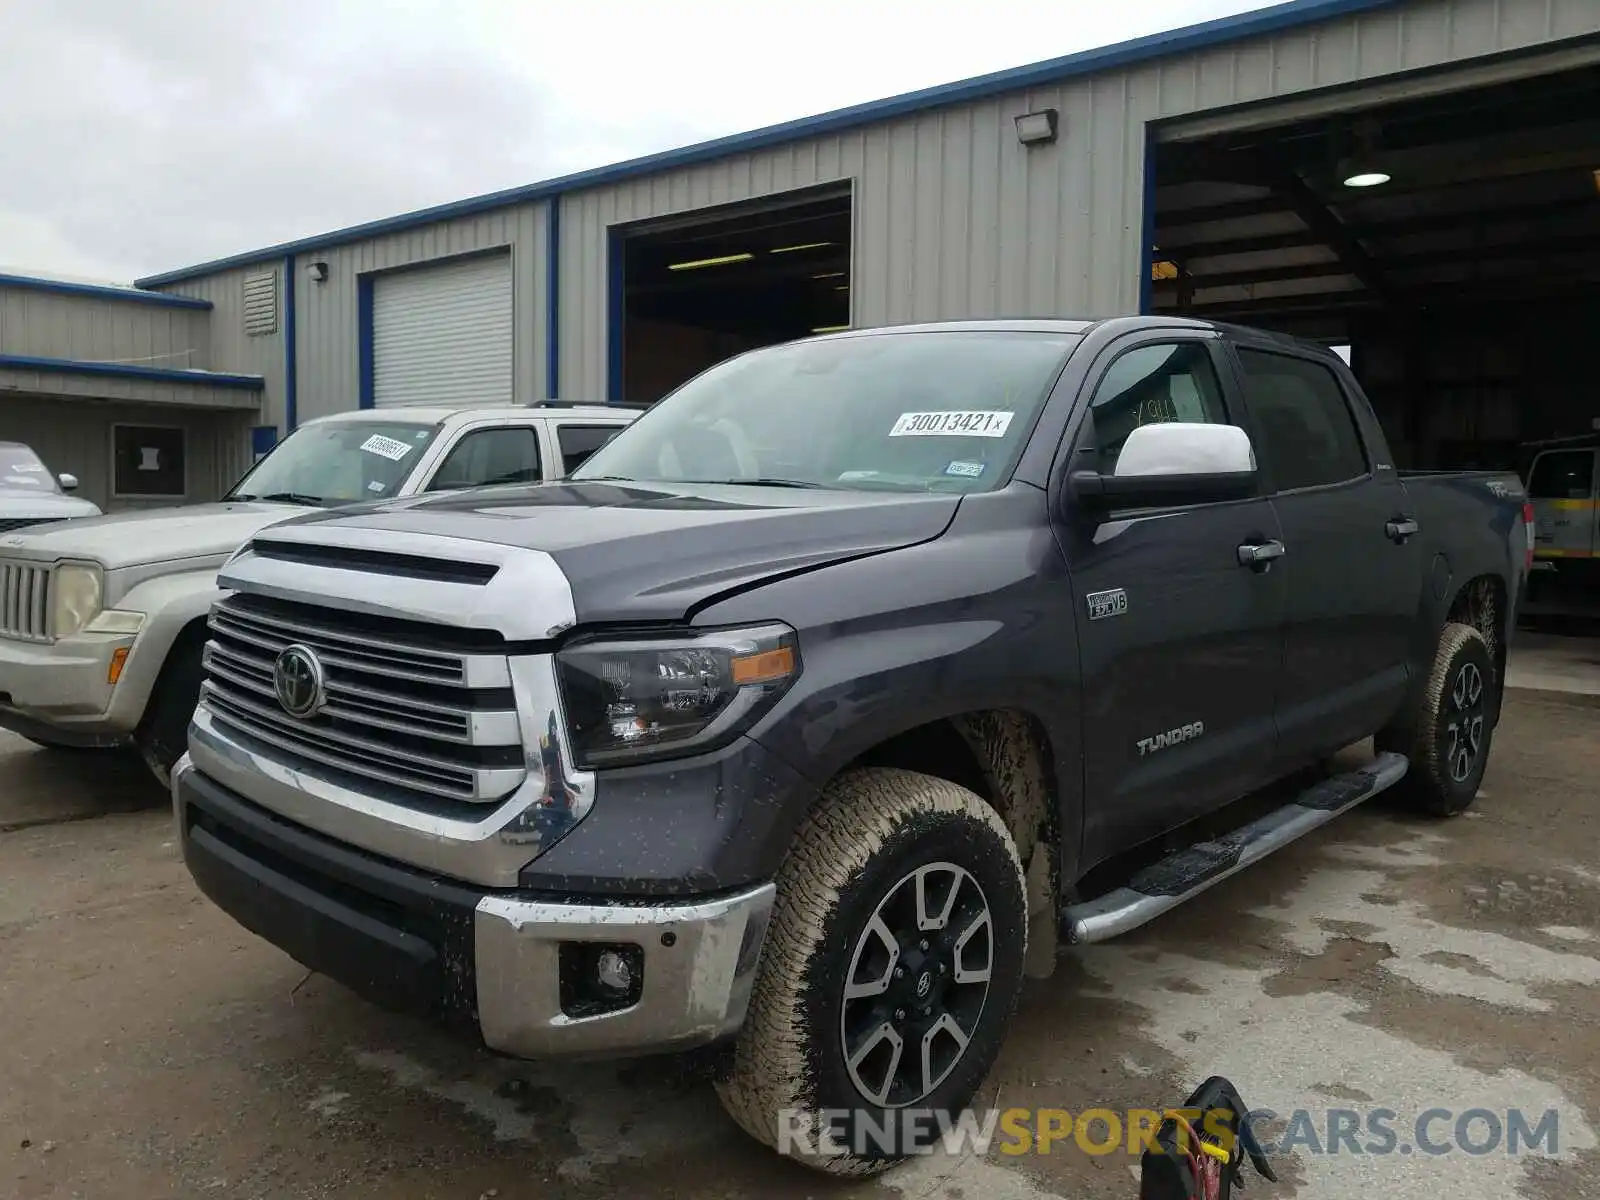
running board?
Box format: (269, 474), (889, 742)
(1061, 752), (1409, 945)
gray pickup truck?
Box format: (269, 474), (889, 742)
(171, 316), (1531, 1174)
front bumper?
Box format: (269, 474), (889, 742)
(0, 631), (137, 744)
(173, 755), (776, 1059)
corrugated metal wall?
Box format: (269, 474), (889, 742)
(0, 396), (255, 512)
(555, 0), (1599, 400)
(160, 264), (288, 426)
(0, 286), (211, 369)
(289, 206), (547, 423)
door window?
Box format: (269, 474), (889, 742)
(1527, 450), (1595, 500)
(556, 424), (622, 475)
(1235, 349), (1368, 492)
(426, 426), (542, 491)
(1083, 342), (1231, 476)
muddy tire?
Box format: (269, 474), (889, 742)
(133, 629), (206, 788)
(716, 767), (1027, 1175)
(1378, 621), (1495, 818)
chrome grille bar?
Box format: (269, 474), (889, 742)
(201, 594), (525, 806)
(0, 559), (52, 643)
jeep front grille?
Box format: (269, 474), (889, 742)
(0, 559), (51, 642)
(0, 517), (63, 535)
(201, 594), (526, 807)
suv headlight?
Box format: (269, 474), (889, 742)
(52, 564), (104, 638)
(554, 623), (799, 768)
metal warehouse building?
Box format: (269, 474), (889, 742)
(7, 0), (1600, 506)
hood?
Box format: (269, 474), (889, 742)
(262, 481), (961, 622)
(0, 492), (101, 523)
(0, 500), (316, 569)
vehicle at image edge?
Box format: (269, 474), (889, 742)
(169, 316), (1532, 1175)
(0, 441), (100, 532)
(0, 402), (636, 783)
(1518, 432), (1599, 614)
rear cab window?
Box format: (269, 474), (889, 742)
(556, 424), (624, 475)
(1233, 348), (1369, 492)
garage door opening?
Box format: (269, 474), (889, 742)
(1147, 61), (1600, 478)
(613, 188), (852, 404)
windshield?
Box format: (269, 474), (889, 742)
(0, 444), (60, 494)
(571, 330), (1079, 493)
(228, 420), (440, 505)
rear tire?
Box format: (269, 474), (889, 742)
(716, 767), (1027, 1175)
(133, 630), (206, 788)
(1378, 621), (1495, 817)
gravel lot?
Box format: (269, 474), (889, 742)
(3, 691), (1599, 1200)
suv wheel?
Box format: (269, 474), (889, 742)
(133, 629), (206, 788)
(716, 767), (1027, 1175)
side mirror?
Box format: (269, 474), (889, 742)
(1069, 423), (1257, 510)
(57, 473), (79, 492)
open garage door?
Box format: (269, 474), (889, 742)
(613, 186), (851, 404)
(1147, 59), (1600, 471)
(371, 252), (513, 408)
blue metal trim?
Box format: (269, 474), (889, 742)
(0, 353), (263, 389)
(132, 0), (1404, 288)
(357, 274), (375, 409)
(283, 255), (299, 430)
(0, 272), (212, 309)
(545, 200), (561, 400)
(606, 226), (625, 405)
(1139, 123), (1158, 315)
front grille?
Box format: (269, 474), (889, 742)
(0, 517), (63, 535)
(0, 559), (52, 642)
(202, 594), (527, 808)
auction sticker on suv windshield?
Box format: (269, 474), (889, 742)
(359, 434), (415, 462)
(889, 410), (1014, 438)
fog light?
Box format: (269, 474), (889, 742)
(595, 948), (634, 993)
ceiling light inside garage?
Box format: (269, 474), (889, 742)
(811, 324), (850, 333)
(667, 253), (754, 271)
(770, 241), (833, 255)
(1338, 156), (1391, 187)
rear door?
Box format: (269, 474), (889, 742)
(1225, 342), (1424, 766)
(1060, 332), (1288, 859)
(1527, 448), (1598, 563)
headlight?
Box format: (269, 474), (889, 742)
(51, 564), (104, 638)
(555, 623), (799, 767)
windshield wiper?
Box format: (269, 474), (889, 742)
(231, 491), (328, 506)
(678, 478), (828, 489)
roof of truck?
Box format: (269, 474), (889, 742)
(306, 402), (635, 427)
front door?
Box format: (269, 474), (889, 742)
(1228, 344), (1424, 765)
(1058, 335), (1288, 865)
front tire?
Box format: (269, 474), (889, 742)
(133, 630), (206, 788)
(716, 767), (1027, 1175)
(1379, 621), (1495, 817)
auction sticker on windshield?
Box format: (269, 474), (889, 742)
(360, 434), (415, 462)
(890, 410), (1014, 438)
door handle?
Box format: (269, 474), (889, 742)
(1237, 540), (1285, 569)
(1386, 516), (1419, 543)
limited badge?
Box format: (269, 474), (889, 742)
(1085, 587), (1128, 621)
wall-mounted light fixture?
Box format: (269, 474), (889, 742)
(1014, 108), (1059, 146)
(306, 261), (330, 283)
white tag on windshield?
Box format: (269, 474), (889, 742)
(889, 410), (1013, 438)
(360, 434), (414, 462)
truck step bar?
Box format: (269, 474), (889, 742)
(1061, 751), (1410, 945)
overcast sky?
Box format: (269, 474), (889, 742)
(0, 0), (1278, 284)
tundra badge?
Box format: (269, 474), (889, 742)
(1138, 721), (1204, 757)
(1085, 587), (1128, 621)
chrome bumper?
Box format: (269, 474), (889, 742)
(172, 753), (776, 1059)
(474, 883), (775, 1058)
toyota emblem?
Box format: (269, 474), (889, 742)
(273, 643), (327, 720)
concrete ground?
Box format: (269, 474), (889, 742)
(4, 641), (1600, 1200)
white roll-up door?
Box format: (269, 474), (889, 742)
(372, 252), (513, 408)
